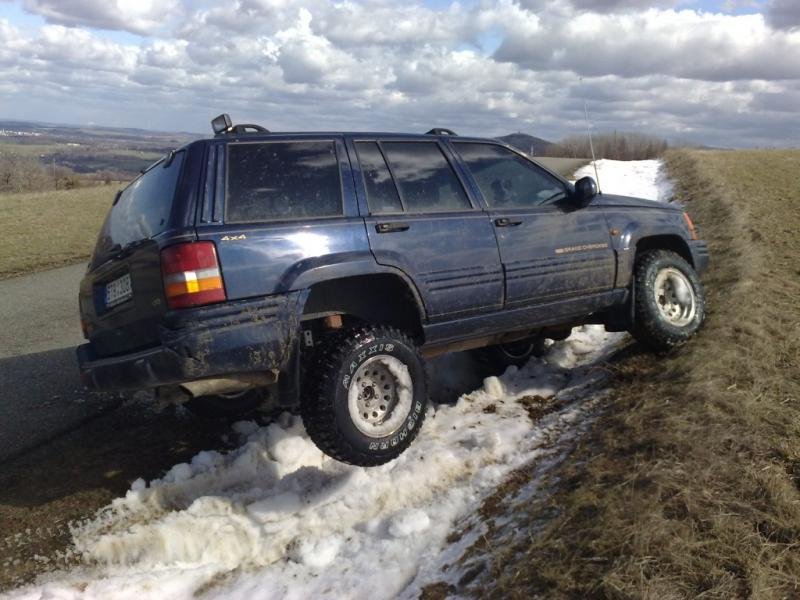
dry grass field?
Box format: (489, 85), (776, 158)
(449, 149), (800, 599)
(0, 186), (117, 279)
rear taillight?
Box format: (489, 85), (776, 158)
(161, 242), (226, 309)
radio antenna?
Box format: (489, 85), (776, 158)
(584, 100), (602, 194)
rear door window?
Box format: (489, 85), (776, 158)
(454, 143), (566, 208)
(92, 151), (185, 265)
(355, 141), (402, 214)
(226, 141), (342, 222)
(379, 141), (470, 213)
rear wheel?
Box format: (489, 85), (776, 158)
(184, 388), (266, 418)
(632, 249), (705, 351)
(472, 337), (547, 372)
(301, 326), (428, 466)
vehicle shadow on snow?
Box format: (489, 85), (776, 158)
(425, 351), (499, 405)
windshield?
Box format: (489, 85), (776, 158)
(91, 151), (185, 267)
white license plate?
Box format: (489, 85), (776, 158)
(105, 273), (133, 309)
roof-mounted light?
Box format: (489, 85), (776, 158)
(211, 113), (233, 135)
(211, 114), (269, 136)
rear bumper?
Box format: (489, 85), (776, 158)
(689, 240), (710, 274)
(77, 291), (308, 392)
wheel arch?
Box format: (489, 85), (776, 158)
(604, 232), (697, 332)
(634, 234), (695, 267)
(302, 272), (426, 341)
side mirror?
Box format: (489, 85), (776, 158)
(572, 176), (598, 207)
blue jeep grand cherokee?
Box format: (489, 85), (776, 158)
(77, 115), (709, 466)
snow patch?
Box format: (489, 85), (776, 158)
(388, 509), (431, 538)
(574, 158), (673, 202)
(290, 535), (342, 569)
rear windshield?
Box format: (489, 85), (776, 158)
(92, 151), (185, 266)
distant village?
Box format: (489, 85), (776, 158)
(0, 129), (42, 137)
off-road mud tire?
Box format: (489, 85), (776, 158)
(301, 326), (428, 466)
(632, 249), (705, 352)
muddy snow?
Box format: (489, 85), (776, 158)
(8, 159), (668, 600)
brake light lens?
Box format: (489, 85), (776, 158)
(161, 242), (226, 309)
(682, 212), (698, 240)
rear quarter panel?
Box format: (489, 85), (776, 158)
(197, 136), (376, 300)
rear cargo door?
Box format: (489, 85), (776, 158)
(79, 151), (190, 357)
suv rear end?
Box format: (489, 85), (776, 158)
(76, 140), (303, 394)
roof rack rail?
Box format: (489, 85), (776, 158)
(211, 113), (269, 137)
(426, 128), (457, 136)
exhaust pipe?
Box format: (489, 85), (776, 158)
(179, 371), (278, 398)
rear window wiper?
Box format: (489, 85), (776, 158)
(107, 239), (150, 260)
(104, 243), (122, 256)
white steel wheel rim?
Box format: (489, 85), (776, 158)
(654, 267), (696, 327)
(347, 355), (413, 438)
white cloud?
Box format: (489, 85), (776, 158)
(21, 0), (182, 35)
(0, 0), (797, 147)
(494, 9), (800, 81)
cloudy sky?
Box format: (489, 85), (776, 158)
(0, 0), (798, 147)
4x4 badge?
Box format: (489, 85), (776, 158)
(221, 234), (246, 241)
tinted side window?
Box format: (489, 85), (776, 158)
(226, 141), (341, 222)
(355, 142), (402, 214)
(380, 142), (470, 213)
(455, 143), (565, 208)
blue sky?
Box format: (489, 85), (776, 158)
(0, 0), (797, 146)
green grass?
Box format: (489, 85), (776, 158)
(0, 140), (162, 159)
(442, 149), (800, 599)
(0, 186), (117, 278)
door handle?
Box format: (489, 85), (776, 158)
(494, 217), (523, 227)
(376, 222), (410, 233)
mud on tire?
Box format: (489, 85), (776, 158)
(632, 249), (706, 352)
(301, 326), (428, 466)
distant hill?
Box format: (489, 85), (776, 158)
(496, 132), (553, 155)
(0, 119), (200, 179)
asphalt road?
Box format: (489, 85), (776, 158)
(0, 264), (122, 462)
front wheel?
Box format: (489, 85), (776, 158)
(301, 326), (428, 466)
(632, 249), (706, 351)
